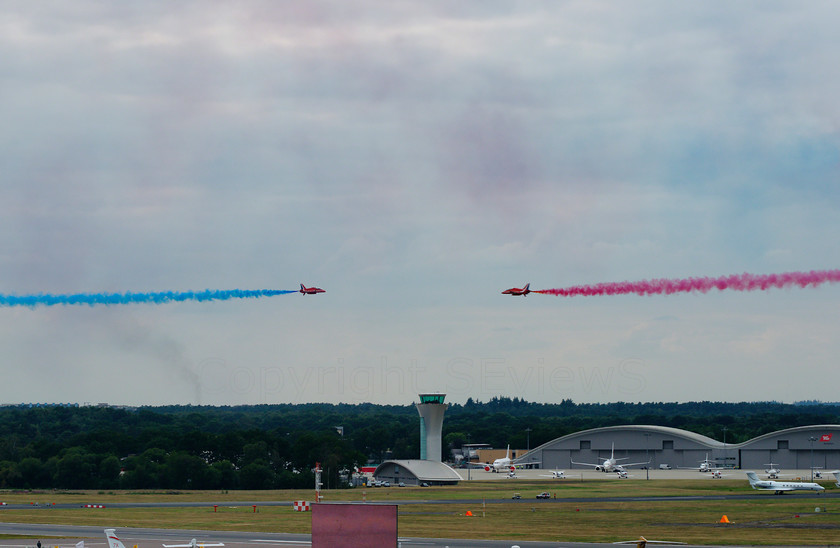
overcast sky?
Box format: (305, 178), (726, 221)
(2, 1), (839, 406)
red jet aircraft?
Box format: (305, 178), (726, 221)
(501, 283), (530, 296)
(299, 284), (326, 295)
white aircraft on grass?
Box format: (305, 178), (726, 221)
(571, 443), (649, 473)
(746, 471), (825, 495)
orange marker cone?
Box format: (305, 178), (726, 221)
(719, 515), (730, 524)
(465, 510), (473, 517)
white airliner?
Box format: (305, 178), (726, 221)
(746, 471), (825, 495)
(479, 445), (540, 473)
(571, 443), (649, 473)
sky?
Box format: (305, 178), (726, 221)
(1, 1), (839, 407)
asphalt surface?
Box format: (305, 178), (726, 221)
(0, 523), (712, 548)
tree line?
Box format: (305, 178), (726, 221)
(0, 399), (837, 490)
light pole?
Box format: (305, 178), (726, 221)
(644, 432), (651, 480)
(722, 427), (728, 469)
(466, 433), (471, 482)
(809, 436), (817, 482)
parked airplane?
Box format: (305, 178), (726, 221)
(678, 453), (722, 473)
(707, 470), (730, 479)
(481, 445), (515, 472)
(163, 541), (225, 548)
(479, 445), (540, 472)
(299, 284), (325, 295)
(501, 283), (530, 296)
(571, 443), (649, 473)
(540, 470), (568, 479)
(746, 471), (825, 494)
(764, 463), (782, 479)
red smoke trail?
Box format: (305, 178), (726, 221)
(533, 270), (840, 297)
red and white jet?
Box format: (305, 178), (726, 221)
(501, 283), (530, 296)
(299, 284), (325, 295)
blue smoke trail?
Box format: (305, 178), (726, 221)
(0, 289), (299, 307)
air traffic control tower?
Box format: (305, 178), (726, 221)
(416, 393), (448, 461)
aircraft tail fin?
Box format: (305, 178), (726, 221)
(506, 444), (510, 459)
(105, 530), (127, 548)
(523, 283), (530, 290)
(746, 471), (760, 488)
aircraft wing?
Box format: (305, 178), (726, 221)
(162, 542), (224, 548)
(570, 460), (602, 468)
(619, 460), (651, 468)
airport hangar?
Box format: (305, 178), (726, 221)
(514, 424), (840, 471)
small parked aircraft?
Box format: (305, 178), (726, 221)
(540, 470), (568, 479)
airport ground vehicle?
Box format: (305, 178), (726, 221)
(536, 492), (551, 499)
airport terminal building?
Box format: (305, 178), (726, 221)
(516, 424), (840, 471)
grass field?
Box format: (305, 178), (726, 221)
(1, 480), (838, 545)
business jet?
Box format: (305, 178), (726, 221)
(829, 470), (840, 487)
(501, 283), (530, 296)
(571, 443), (649, 473)
(299, 284), (325, 295)
(540, 470), (568, 479)
(707, 470), (731, 479)
(679, 453), (718, 472)
(764, 463), (782, 479)
(746, 471), (825, 495)
(163, 541), (225, 548)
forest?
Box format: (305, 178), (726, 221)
(0, 398), (837, 490)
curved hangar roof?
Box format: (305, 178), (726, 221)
(524, 424), (722, 454)
(373, 459), (461, 485)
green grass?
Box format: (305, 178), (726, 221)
(1, 480), (838, 545)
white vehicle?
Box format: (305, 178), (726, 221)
(571, 443), (649, 473)
(658, 464), (672, 470)
(746, 471), (825, 495)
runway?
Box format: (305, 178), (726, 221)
(0, 523), (707, 548)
